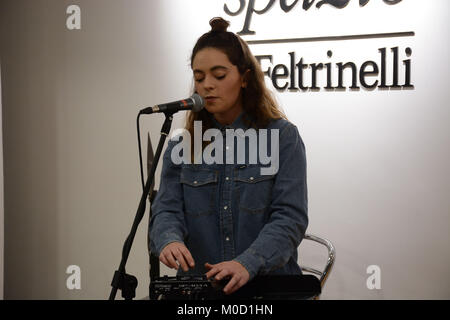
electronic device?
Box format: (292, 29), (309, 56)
(149, 274), (321, 300)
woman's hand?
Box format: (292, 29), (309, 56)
(159, 242), (195, 272)
(205, 261), (250, 295)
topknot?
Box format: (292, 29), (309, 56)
(209, 17), (230, 33)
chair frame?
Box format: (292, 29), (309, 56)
(300, 234), (336, 297)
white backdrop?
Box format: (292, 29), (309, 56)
(148, 0), (450, 299)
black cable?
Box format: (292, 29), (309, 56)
(137, 112), (145, 191)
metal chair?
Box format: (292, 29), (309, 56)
(300, 234), (336, 299)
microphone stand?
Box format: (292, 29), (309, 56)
(109, 111), (175, 300)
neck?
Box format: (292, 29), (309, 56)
(213, 104), (243, 126)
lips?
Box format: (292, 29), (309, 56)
(205, 96), (218, 102)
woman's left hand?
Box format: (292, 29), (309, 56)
(205, 261), (250, 295)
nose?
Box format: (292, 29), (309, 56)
(202, 75), (215, 91)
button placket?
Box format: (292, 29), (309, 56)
(221, 164), (235, 260)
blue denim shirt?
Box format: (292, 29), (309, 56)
(149, 112), (308, 280)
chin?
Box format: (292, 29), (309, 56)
(205, 104), (225, 114)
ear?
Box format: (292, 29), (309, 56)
(241, 69), (251, 88)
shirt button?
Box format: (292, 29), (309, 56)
(224, 206), (228, 210)
(225, 177), (229, 181)
(193, 180), (198, 184)
(249, 177), (254, 181)
(226, 146), (230, 150)
(225, 237), (230, 241)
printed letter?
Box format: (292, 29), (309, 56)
(66, 5), (81, 30)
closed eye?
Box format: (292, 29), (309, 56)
(194, 74), (225, 83)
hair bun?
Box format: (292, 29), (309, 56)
(209, 17), (230, 33)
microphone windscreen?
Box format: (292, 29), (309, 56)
(191, 93), (205, 112)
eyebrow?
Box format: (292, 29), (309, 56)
(193, 65), (229, 74)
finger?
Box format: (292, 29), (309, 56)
(204, 263), (214, 270)
(227, 276), (248, 295)
(159, 254), (169, 267)
(173, 248), (189, 272)
(164, 251), (179, 270)
(205, 268), (218, 279)
(223, 276), (239, 295)
(160, 245), (176, 269)
(214, 268), (231, 281)
(179, 246), (195, 268)
(205, 265), (220, 279)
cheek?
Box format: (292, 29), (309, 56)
(223, 80), (242, 100)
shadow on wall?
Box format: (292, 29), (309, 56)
(1, 1), (65, 299)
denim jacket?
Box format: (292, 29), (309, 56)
(149, 112), (308, 280)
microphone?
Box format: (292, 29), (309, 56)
(139, 93), (205, 115)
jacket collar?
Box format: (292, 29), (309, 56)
(209, 111), (250, 131)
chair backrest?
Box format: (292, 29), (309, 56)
(300, 234), (336, 291)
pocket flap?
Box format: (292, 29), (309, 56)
(234, 165), (275, 183)
(180, 167), (218, 187)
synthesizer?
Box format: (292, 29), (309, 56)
(149, 274), (321, 300)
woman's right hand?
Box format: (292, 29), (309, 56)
(159, 242), (195, 272)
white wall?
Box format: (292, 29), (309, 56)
(1, 0), (449, 299)
(235, 0), (450, 299)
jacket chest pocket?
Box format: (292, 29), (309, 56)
(234, 165), (275, 214)
(180, 167), (218, 216)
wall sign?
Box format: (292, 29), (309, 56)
(224, 0), (403, 36)
(223, 0), (414, 92)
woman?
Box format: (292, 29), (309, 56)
(149, 17), (308, 295)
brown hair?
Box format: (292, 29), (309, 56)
(186, 17), (286, 151)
